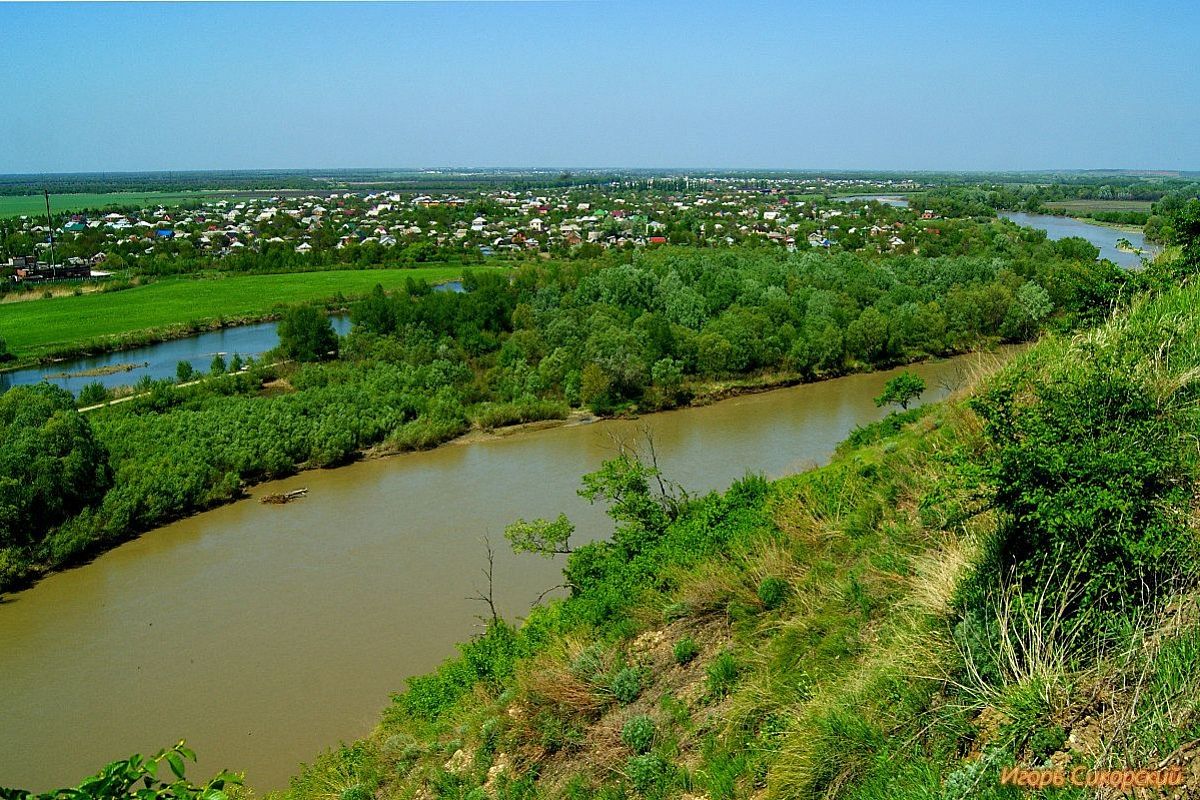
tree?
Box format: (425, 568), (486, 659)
(176, 360), (195, 383)
(277, 304), (339, 362)
(352, 283), (397, 336)
(874, 372), (925, 411)
(1173, 198), (1200, 270)
(577, 434), (688, 557)
(1001, 281), (1053, 341)
(209, 354), (226, 375)
(0, 384), (112, 549)
(846, 306), (890, 363)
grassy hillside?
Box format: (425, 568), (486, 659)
(0, 267), (480, 359)
(273, 280), (1200, 800)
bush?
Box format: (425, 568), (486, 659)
(757, 576), (789, 610)
(626, 753), (669, 794)
(610, 666), (642, 705)
(76, 381), (109, 407)
(967, 338), (1197, 631)
(673, 637), (699, 666)
(621, 714), (656, 754)
(706, 651), (740, 697)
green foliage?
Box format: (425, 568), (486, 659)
(277, 303), (339, 362)
(966, 331), (1197, 629)
(0, 741), (240, 800)
(209, 353), (226, 375)
(706, 651), (740, 697)
(610, 666), (642, 705)
(76, 381), (109, 407)
(504, 514), (575, 557)
(873, 371), (926, 411)
(0, 384), (111, 550)
(1000, 281), (1053, 340)
(621, 715), (656, 754)
(578, 452), (677, 558)
(1028, 724), (1067, 760)
(672, 637), (699, 666)
(625, 754), (669, 795)
(842, 406), (926, 449)
(176, 360), (195, 383)
(756, 576), (789, 610)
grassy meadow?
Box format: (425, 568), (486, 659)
(0, 267), (482, 358)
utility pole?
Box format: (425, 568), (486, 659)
(44, 188), (56, 268)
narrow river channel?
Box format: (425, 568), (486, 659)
(0, 351), (1006, 790)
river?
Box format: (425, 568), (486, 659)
(832, 194), (910, 208)
(999, 212), (1157, 269)
(0, 352), (1004, 791)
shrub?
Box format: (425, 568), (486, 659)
(621, 714), (656, 754)
(706, 651), (740, 697)
(610, 666), (642, 705)
(76, 381), (109, 407)
(967, 338), (1198, 632)
(571, 643), (605, 680)
(673, 637), (699, 666)
(1029, 724), (1067, 761)
(626, 753), (669, 794)
(757, 576), (789, 610)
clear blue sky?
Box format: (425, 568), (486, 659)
(2, 0), (1197, 173)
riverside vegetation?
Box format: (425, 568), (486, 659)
(3, 202), (1200, 797)
(0, 210), (1129, 593)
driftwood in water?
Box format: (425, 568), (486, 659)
(260, 488), (308, 505)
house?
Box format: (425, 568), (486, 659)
(648, 236), (668, 245)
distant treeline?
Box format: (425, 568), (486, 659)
(0, 169), (630, 197)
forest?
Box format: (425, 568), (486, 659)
(0, 211), (1132, 594)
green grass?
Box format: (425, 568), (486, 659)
(0, 191), (255, 218)
(0, 267), (485, 357)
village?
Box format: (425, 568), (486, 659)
(0, 174), (939, 282)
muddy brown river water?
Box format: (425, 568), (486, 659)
(0, 352), (1006, 790)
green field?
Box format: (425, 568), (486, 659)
(0, 267), (483, 357)
(0, 190), (268, 218)
(1044, 199), (1153, 213)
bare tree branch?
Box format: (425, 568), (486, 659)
(467, 533), (500, 626)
